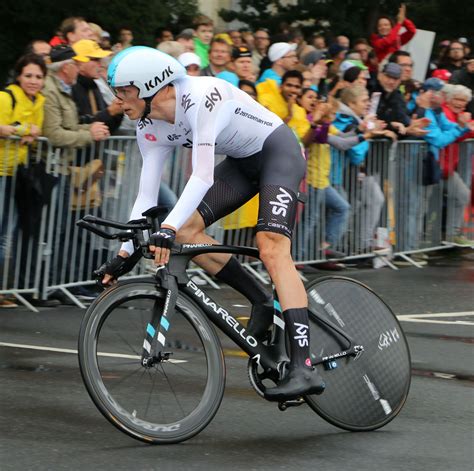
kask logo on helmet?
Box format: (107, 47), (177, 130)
(144, 66), (174, 92)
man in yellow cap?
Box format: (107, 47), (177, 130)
(71, 39), (123, 133)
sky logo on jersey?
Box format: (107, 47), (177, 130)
(145, 133), (157, 142)
(204, 87), (222, 112)
(137, 118), (152, 130)
(181, 93), (195, 113)
(269, 187), (293, 217)
(144, 66), (173, 91)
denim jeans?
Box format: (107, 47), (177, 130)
(303, 185), (350, 255)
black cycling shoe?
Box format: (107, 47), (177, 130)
(264, 366), (325, 401)
(246, 301), (274, 342)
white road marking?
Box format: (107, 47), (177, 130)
(397, 312), (474, 326)
(0, 342), (187, 363)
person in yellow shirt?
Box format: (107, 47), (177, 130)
(0, 53), (46, 307)
(256, 70), (310, 141)
(0, 55), (46, 176)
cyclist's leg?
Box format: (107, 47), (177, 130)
(256, 124), (325, 398)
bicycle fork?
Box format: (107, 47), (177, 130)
(141, 268), (178, 367)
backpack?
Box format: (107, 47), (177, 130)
(1, 88), (17, 112)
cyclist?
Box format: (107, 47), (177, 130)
(103, 46), (325, 400)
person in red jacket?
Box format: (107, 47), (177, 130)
(370, 3), (416, 63)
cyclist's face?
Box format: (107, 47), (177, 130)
(113, 85), (144, 119)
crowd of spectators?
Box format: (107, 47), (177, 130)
(1, 6), (474, 305)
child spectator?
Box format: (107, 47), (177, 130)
(192, 15), (214, 68)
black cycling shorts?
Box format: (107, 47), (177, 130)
(197, 124), (306, 239)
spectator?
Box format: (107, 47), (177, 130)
(176, 29), (195, 52)
(432, 69), (452, 83)
(0, 54), (47, 305)
(450, 54), (474, 114)
(25, 39), (51, 59)
(117, 26), (134, 50)
(343, 65), (370, 88)
(413, 78), (471, 164)
(440, 84), (473, 245)
(372, 62), (411, 135)
(332, 86), (388, 251)
(42, 45), (109, 161)
(298, 90), (351, 262)
(192, 15), (214, 68)
(370, 3), (416, 63)
(201, 38), (231, 77)
(238, 79), (257, 99)
(99, 31), (112, 50)
(58, 17), (94, 45)
(178, 52), (202, 76)
(336, 35), (350, 49)
(228, 29), (243, 47)
(42, 46), (110, 300)
(252, 28), (270, 72)
(256, 42), (298, 85)
(217, 47), (255, 85)
(88, 23), (104, 44)
(458, 37), (471, 56)
(311, 34), (327, 53)
(241, 29), (255, 51)
(389, 50), (419, 112)
(257, 70), (309, 140)
(71, 40), (123, 134)
(154, 27), (174, 47)
(302, 50), (329, 98)
(157, 41), (185, 58)
(439, 41), (467, 73)
(326, 43), (347, 78)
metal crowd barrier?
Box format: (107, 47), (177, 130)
(1, 136), (472, 310)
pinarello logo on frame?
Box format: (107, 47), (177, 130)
(145, 134), (157, 142)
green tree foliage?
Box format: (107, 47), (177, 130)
(219, 0), (473, 44)
(1, 0), (199, 84)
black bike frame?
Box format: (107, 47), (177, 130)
(151, 244), (361, 371)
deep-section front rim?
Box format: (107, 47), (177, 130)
(303, 276), (411, 431)
(78, 280), (226, 443)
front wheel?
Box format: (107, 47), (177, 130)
(304, 276), (411, 431)
(78, 279), (226, 444)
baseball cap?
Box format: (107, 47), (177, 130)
(327, 43), (347, 58)
(431, 69), (452, 82)
(382, 62), (402, 79)
(268, 42), (297, 62)
(340, 59), (367, 75)
(73, 39), (112, 59)
(178, 52), (201, 68)
(177, 28), (194, 40)
(232, 46), (252, 60)
(458, 37), (469, 45)
(49, 44), (89, 63)
(421, 77), (444, 92)
(303, 49), (326, 66)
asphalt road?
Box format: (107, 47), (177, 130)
(1, 248), (473, 470)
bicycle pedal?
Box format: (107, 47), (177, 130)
(278, 397), (305, 411)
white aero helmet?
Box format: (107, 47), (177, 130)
(107, 46), (186, 99)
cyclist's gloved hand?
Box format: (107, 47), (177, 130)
(149, 228), (176, 250)
(95, 251), (141, 287)
(149, 227), (176, 265)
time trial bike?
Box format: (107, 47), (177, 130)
(77, 207), (411, 444)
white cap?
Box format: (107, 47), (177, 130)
(268, 42), (297, 62)
(178, 52), (201, 68)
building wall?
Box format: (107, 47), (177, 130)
(198, 0), (235, 28)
